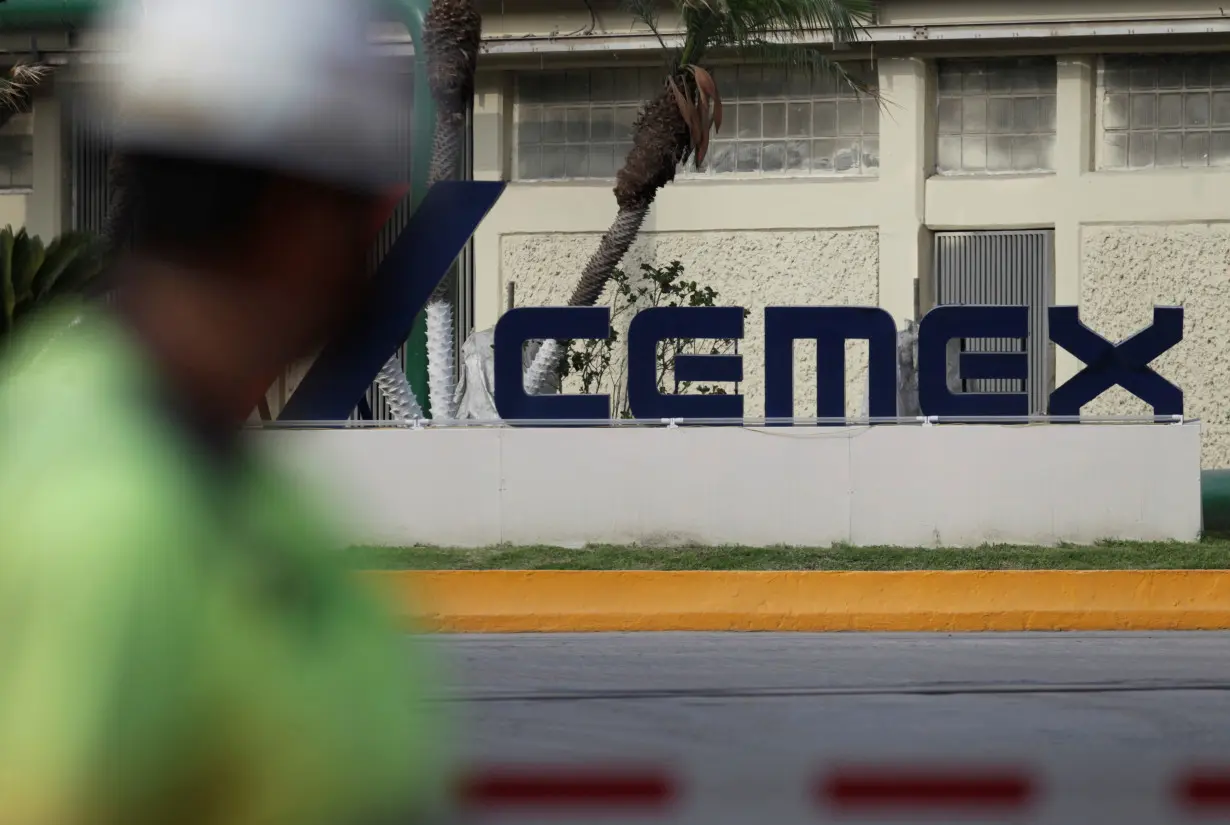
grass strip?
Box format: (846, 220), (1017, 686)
(347, 535), (1230, 571)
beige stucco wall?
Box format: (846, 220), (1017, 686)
(1080, 225), (1230, 468)
(503, 229), (879, 418)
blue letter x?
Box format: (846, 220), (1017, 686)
(279, 181), (505, 420)
(1047, 306), (1183, 416)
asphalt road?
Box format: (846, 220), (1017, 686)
(430, 632), (1230, 824)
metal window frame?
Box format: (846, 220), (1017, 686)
(935, 57), (1059, 176)
(1097, 52), (1230, 170)
(511, 61), (881, 182)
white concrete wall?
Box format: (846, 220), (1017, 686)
(257, 423), (1202, 548)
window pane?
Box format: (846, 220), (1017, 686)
(589, 145), (617, 178)
(1184, 56), (1212, 88)
(1157, 61), (1185, 90)
(590, 107), (614, 141)
(938, 68), (962, 94)
(1155, 132), (1183, 167)
(862, 137), (880, 169)
(565, 107), (589, 142)
(614, 69), (640, 102)
(590, 70), (615, 102)
(1103, 132), (1128, 168)
(1157, 94), (1183, 129)
(988, 98), (1013, 133)
(518, 106), (542, 143)
(786, 139), (810, 171)
(1012, 135), (1041, 170)
(987, 135), (1013, 172)
(1129, 132), (1155, 168)
(517, 146), (542, 179)
(762, 66), (788, 97)
(935, 59), (1057, 174)
(1039, 96), (1057, 131)
(937, 98), (962, 133)
(1013, 97), (1039, 132)
(1184, 131), (1209, 167)
(1214, 92), (1230, 126)
(761, 141), (786, 171)
(736, 142), (760, 171)
(962, 97), (987, 132)
(961, 135), (986, 171)
(1130, 95), (1156, 129)
(517, 61), (879, 180)
(837, 100), (862, 135)
(614, 107), (637, 140)
(564, 145), (588, 177)
(736, 65), (763, 98)
(1104, 94), (1129, 129)
(1186, 93), (1211, 127)
(709, 141), (736, 173)
(1131, 64), (1158, 90)
(813, 101), (837, 135)
(1212, 131), (1230, 166)
(542, 107), (566, 142)
(541, 146), (566, 178)
(737, 103), (761, 139)
(937, 135), (961, 171)
(1097, 55), (1230, 173)
(833, 138), (860, 171)
(787, 102), (811, 137)
(762, 103), (786, 138)
(862, 98), (880, 132)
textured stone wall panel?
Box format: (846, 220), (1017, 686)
(1081, 224), (1230, 468)
(501, 229), (881, 419)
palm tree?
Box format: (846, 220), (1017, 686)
(0, 62), (49, 131)
(373, 0), (481, 421)
(521, 0), (877, 395)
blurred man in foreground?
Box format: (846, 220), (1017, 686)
(0, 1), (448, 823)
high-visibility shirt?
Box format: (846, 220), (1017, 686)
(0, 306), (449, 825)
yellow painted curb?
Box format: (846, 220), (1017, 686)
(362, 570), (1230, 632)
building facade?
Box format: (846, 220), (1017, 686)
(6, 0), (1230, 465)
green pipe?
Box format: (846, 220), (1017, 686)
(386, 0), (435, 416)
(0, 0), (99, 28)
(1204, 469), (1230, 535)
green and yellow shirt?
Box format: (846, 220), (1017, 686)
(0, 307), (448, 825)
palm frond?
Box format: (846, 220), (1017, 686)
(720, 0), (875, 44)
(0, 62), (49, 111)
(731, 39), (878, 98)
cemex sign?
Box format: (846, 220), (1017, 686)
(279, 180), (1183, 423)
(492, 304), (1185, 422)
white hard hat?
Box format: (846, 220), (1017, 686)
(95, 0), (407, 192)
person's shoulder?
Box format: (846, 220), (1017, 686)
(0, 314), (193, 573)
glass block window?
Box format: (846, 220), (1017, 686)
(0, 110), (34, 190)
(1099, 54), (1230, 170)
(513, 62), (879, 181)
(936, 58), (1057, 175)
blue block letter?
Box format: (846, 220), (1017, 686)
(626, 307), (744, 420)
(918, 305), (1029, 417)
(763, 306), (897, 425)
(494, 307), (611, 421)
(1047, 306), (1183, 416)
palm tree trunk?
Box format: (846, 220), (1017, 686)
(522, 87), (688, 397)
(522, 206), (648, 395)
(378, 0), (480, 422)
(422, 108), (469, 419)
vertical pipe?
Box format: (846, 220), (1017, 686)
(387, 0), (436, 416)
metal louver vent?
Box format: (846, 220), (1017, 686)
(934, 230), (1054, 414)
